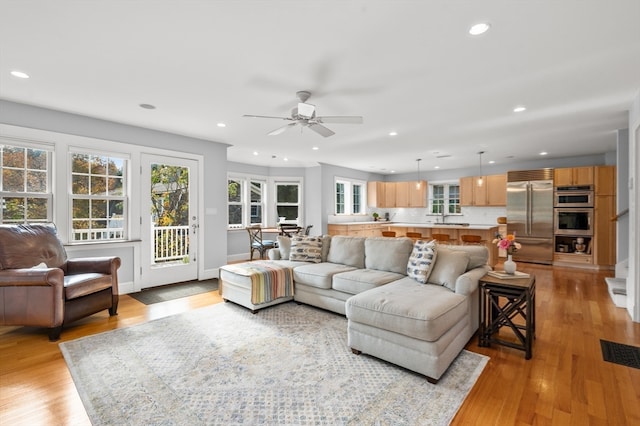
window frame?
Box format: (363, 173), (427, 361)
(334, 177), (366, 215)
(428, 181), (461, 215)
(274, 180), (301, 225)
(68, 149), (129, 242)
(0, 140), (54, 225)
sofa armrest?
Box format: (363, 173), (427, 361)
(454, 265), (491, 296)
(0, 268), (65, 287)
(65, 256), (121, 276)
(267, 248), (281, 260)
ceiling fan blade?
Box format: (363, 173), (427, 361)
(308, 123), (335, 137)
(315, 116), (363, 124)
(268, 122), (298, 136)
(243, 114), (292, 121)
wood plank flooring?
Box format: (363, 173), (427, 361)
(1, 263), (639, 425)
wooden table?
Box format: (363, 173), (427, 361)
(478, 273), (536, 359)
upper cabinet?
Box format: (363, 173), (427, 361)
(460, 174), (507, 206)
(595, 165), (616, 196)
(368, 181), (426, 208)
(554, 166), (594, 186)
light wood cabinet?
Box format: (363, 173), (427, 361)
(594, 194), (616, 266)
(367, 181), (426, 208)
(460, 174), (506, 206)
(327, 223), (385, 237)
(554, 166), (594, 186)
(595, 165), (616, 196)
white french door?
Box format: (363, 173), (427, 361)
(140, 154), (199, 288)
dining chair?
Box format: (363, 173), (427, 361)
(279, 223), (302, 237)
(303, 225), (313, 235)
(381, 231), (396, 237)
(247, 226), (276, 260)
(460, 234), (484, 245)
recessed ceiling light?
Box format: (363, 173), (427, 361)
(469, 23), (490, 36)
(390, 170), (396, 173)
(139, 103), (156, 110)
(389, 131), (398, 136)
(513, 106), (526, 113)
(434, 166), (440, 169)
(283, 157), (288, 161)
(539, 151), (548, 156)
(489, 160), (495, 164)
(217, 123), (226, 128)
(10, 70), (30, 79)
(312, 146), (319, 150)
(253, 151), (259, 156)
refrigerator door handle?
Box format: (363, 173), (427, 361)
(526, 183), (532, 235)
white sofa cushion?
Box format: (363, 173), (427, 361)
(327, 236), (366, 268)
(428, 246), (470, 291)
(293, 262), (357, 289)
(333, 269), (405, 295)
(346, 277), (468, 342)
(406, 240), (438, 284)
(289, 236), (323, 263)
(445, 244), (489, 270)
(364, 237), (414, 273)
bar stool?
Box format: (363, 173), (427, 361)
(431, 233), (452, 243)
(460, 234), (484, 245)
(381, 231), (396, 237)
(405, 232), (423, 241)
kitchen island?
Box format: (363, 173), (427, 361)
(327, 222), (500, 267)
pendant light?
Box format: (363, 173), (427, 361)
(477, 151), (485, 187)
(416, 158), (422, 189)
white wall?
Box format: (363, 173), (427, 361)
(628, 91), (640, 322)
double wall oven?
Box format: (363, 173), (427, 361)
(554, 185), (594, 236)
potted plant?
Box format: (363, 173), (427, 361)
(372, 212), (379, 222)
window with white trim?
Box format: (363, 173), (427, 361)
(70, 152), (127, 241)
(228, 176), (270, 228)
(275, 181), (300, 223)
(429, 182), (461, 214)
(1, 143), (52, 224)
(335, 177), (366, 215)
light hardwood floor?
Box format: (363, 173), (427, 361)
(1, 263), (639, 425)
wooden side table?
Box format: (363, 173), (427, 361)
(478, 273), (536, 359)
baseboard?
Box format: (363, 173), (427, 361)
(118, 281), (136, 295)
(604, 277), (627, 308)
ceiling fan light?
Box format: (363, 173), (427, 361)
(297, 102), (316, 119)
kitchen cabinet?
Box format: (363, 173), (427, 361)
(327, 223), (385, 237)
(594, 194), (616, 267)
(367, 181), (426, 208)
(460, 174), (506, 206)
(595, 165), (616, 196)
(554, 166), (594, 186)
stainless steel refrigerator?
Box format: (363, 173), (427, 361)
(506, 169), (554, 264)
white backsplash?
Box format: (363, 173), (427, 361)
(336, 206), (507, 225)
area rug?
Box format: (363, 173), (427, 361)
(128, 279), (218, 305)
(60, 302), (488, 425)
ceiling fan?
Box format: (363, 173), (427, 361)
(243, 91), (363, 137)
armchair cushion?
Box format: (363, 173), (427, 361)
(0, 224), (67, 269)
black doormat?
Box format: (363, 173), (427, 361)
(600, 339), (640, 369)
(128, 279), (219, 305)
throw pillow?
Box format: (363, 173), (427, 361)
(428, 246), (470, 291)
(277, 236), (292, 259)
(289, 236), (323, 263)
(406, 240), (438, 284)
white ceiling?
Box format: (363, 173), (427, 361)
(1, 1), (639, 174)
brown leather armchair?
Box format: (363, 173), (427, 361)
(0, 224), (121, 341)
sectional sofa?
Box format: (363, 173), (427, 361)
(220, 235), (491, 383)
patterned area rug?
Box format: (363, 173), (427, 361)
(60, 302), (488, 425)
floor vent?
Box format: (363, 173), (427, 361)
(600, 339), (640, 369)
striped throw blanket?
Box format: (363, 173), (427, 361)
(222, 261), (294, 305)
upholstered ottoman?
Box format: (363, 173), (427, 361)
(346, 277), (471, 383)
(219, 261), (294, 313)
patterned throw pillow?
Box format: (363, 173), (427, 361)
(289, 236), (323, 263)
(406, 240), (438, 284)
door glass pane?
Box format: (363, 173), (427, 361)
(151, 164), (190, 265)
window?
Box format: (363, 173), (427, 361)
(334, 178), (366, 215)
(228, 176), (272, 228)
(70, 152), (127, 241)
(276, 182), (300, 223)
(429, 183), (461, 215)
(1, 144), (52, 224)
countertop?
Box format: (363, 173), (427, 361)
(328, 221), (499, 230)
